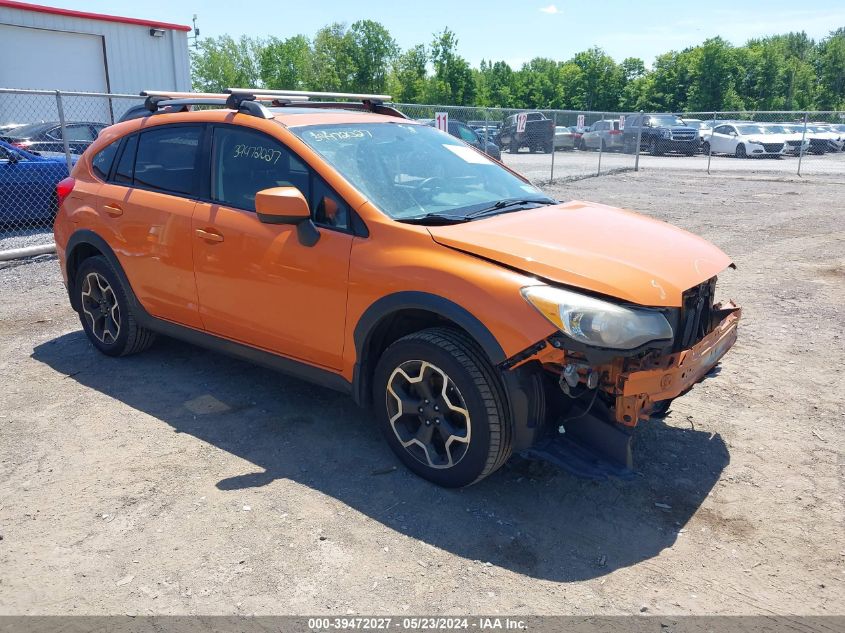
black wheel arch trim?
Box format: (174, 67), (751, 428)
(63, 229), (352, 395)
(351, 291), (506, 405)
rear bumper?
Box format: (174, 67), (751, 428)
(615, 302), (741, 424)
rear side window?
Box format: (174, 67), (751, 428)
(133, 126), (202, 196)
(211, 126), (309, 212)
(66, 125), (96, 142)
(92, 141), (119, 180)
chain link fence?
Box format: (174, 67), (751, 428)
(1, 88), (843, 252)
(0, 89), (143, 251)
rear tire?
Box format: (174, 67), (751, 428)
(509, 139), (519, 154)
(373, 328), (512, 487)
(75, 256), (156, 357)
(702, 141), (711, 155)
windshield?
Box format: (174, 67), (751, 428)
(737, 125), (767, 135)
(682, 120), (703, 129)
(648, 115), (685, 126)
(765, 125), (788, 133)
(291, 122), (551, 220)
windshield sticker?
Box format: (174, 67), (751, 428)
(443, 144), (492, 164)
(306, 129), (373, 143)
(233, 144), (283, 164)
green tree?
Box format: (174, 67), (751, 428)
(348, 20), (399, 93)
(311, 23), (356, 91)
(428, 29), (475, 105)
(191, 35), (263, 92)
(814, 28), (845, 109)
(259, 35), (312, 90)
(388, 44), (428, 102)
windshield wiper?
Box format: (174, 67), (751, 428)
(398, 213), (472, 225)
(463, 197), (557, 219)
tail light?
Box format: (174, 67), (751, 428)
(609, 129), (622, 135)
(11, 141), (32, 149)
(56, 177), (76, 206)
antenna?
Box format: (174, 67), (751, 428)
(188, 15), (200, 49)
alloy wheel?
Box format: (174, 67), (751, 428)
(386, 360), (471, 469)
(80, 272), (121, 344)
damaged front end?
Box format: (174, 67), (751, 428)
(501, 277), (741, 479)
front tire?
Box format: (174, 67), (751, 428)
(75, 256), (156, 357)
(735, 143), (747, 159)
(373, 328), (512, 487)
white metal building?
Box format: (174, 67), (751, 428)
(0, 0), (191, 96)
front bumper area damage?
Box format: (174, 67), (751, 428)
(503, 300), (741, 479)
(615, 302), (740, 425)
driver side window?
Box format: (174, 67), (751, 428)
(211, 126), (350, 231)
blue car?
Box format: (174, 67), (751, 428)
(0, 140), (74, 228)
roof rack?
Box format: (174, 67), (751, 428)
(140, 88), (407, 120)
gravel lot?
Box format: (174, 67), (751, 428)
(503, 148), (845, 183)
(0, 169), (843, 616)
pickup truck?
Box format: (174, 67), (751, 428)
(496, 112), (555, 154)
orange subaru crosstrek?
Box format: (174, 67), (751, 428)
(54, 89), (740, 487)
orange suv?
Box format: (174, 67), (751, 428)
(54, 89), (740, 487)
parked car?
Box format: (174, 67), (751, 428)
(0, 140), (74, 227)
(780, 124), (828, 154)
(54, 90), (740, 487)
(1, 121), (107, 155)
(622, 114), (698, 155)
(421, 119), (501, 160)
(807, 124), (844, 152)
(702, 123), (785, 158)
(760, 123), (810, 155)
(579, 119), (624, 152)
(568, 125), (589, 148)
(496, 112), (555, 153)
(0, 123), (25, 136)
(553, 126), (576, 150)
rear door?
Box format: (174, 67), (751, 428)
(95, 125), (204, 328)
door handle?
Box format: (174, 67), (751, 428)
(103, 203), (123, 217)
(195, 228), (224, 243)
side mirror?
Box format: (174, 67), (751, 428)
(255, 186), (310, 224)
(255, 186), (320, 246)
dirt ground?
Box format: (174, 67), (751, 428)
(0, 169), (843, 616)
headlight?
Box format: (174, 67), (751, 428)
(748, 139), (763, 145)
(521, 285), (673, 350)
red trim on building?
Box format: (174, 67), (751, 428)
(0, 0), (192, 31)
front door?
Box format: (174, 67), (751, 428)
(191, 125), (353, 370)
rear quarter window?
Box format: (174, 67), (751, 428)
(91, 141), (120, 181)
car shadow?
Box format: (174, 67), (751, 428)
(32, 331), (729, 582)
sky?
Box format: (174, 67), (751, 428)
(36, 0), (845, 68)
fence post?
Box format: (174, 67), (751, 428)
(55, 90), (73, 172)
(483, 112), (489, 147)
(597, 112), (605, 176)
(706, 111), (717, 175)
(797, 111), (808, 177)
(634, 110), (643, 171)
(550, 112), (557, 182)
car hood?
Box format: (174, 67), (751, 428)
(427, 200), (733, 307)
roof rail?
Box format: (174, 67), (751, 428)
(139, 88), (406, 120)
(227, 88), (392, 102)
(140, 90), (275, 119)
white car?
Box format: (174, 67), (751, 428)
(702, 123), (786, 158)
(760, 123), (810, 155)
(553, 125), (576, 150)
